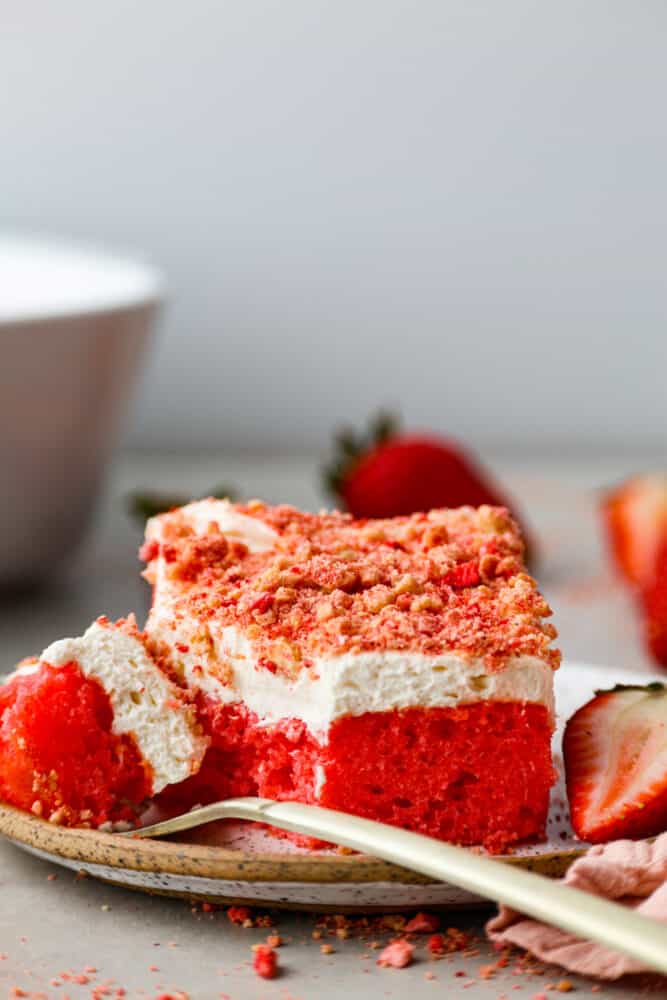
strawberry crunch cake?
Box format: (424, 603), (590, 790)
(141, 499), (559, 851)
(0, 499), (559, 851)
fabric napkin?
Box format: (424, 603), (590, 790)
(486, 834), (667, 979)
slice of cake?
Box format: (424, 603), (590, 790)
(0, 617), (207, 828)
(143, 499), (559, 851)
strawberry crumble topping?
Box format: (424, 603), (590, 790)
(405, 912), (441, 934)
(143, 500), (559, 676)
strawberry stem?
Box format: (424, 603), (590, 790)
(323, 410), (400, 501)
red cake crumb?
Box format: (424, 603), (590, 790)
(0, 662), (151, 827)
(428, 928), (471, 955)
(253, 945), (278, 979)
(376, 939), (414, 968)
(405, 913), (441, 934)
(428, 934), (446, 956)
(226, 906), (252, 925)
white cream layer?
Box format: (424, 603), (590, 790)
(39, 621), (207, 793)
(145, 498), (278, 554)
(147, 615), (555, 740)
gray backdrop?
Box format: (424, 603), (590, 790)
(3, 1), (666, 453)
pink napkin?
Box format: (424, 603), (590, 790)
(486, 834), (667, 979)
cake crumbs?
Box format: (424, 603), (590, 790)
(253, 945), (278, 979)
(226, 905), (251, 925)
(13, 902), (614, 997)
(427, 927), (471, 956)
(405, 912), (440, 934)
(376, 939), (414, 969)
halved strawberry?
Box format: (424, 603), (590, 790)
(564, 682), (667, 843)
(601, 475), (667, 587)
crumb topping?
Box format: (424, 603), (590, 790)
(142, 501), (559, 678)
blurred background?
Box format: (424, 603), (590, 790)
(4, 1), (666, 454)
(2, 1), (666, 673)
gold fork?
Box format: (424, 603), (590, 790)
(133, 796), (667, 977)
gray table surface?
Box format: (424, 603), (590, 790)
(0, 452), (664, 1000)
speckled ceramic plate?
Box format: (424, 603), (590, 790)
(0, 661), (660, 911)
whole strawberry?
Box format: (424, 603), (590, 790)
(564, 682), (667, 843)
(325, 412), (532, 555)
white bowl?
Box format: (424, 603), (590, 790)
(0, 235), (163, 586)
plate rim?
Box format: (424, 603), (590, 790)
(0, 802), (585, 886)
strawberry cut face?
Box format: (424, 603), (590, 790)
(564, 683), (667, 843)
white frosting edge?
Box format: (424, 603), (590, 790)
(145, 498), (278, 553)
(39, 621), (207, 794)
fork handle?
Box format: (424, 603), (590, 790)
(136, 796), (667, 976)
